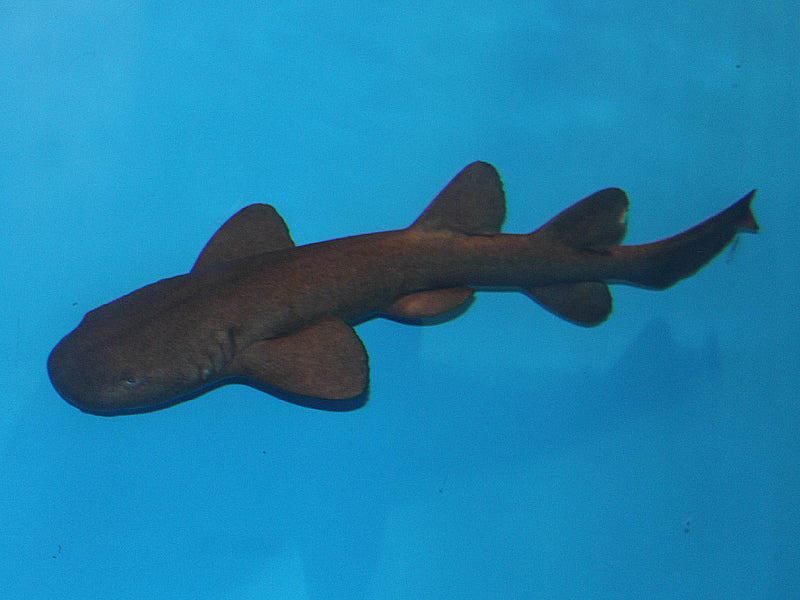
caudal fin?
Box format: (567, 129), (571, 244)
(523, 188), (758, 325)
(619, 189), (759, 290)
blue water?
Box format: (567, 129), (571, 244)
(2, 3), (798, 598)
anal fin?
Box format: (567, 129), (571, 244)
(228, 317), (368, 400)
(525, 282), (612, 327)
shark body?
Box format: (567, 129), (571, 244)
(48, 162), (758, 415)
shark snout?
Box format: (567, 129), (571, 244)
(47, 337), (85, 408)
(47, 333), (120, 415)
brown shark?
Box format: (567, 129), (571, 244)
(47, 162), (758, 415)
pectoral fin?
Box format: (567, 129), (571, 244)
(228, 318), (368, 400)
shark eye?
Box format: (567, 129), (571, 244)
(122, 376), (140, 388)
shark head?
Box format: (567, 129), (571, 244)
(46, 277), (228, 415)
(46, 320), (205, 415)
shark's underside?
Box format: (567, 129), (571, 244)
(47, 162), (758, 415)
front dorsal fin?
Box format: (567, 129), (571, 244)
(227, 317), (368, 400)
(411, 161), (506, 234)
(191, 204), (295, 272)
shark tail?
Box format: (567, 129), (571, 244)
(524, 188), (759, 326)
(524, 188), (629, 326)
(615, 190), (758, 290)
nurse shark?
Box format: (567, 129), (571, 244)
(47, 162), (758, 415)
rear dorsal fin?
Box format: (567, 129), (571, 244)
(524, 188), (628, 327)
(192, 204), (295, 272)
(534, 188), (628, 250)
(411, 161), (506, 234)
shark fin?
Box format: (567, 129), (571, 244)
(383, 286), (475, 321)
(410, 161), (506, 234)
(524, 189), (627, 326)
(524, 281), (612, 326)
(228, 317), (368, 400)
(534, 188), (628, 250)
(192, 204), (295, 271)
(390, 161), (502, 321)
(616, 189), (758, 290)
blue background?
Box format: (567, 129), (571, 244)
(2, 2), (798, 598)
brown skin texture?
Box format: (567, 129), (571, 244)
(47, 162), (757, 415)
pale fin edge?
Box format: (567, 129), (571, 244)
(524, 188), (627, 325)
(534, 188), (628, 250)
